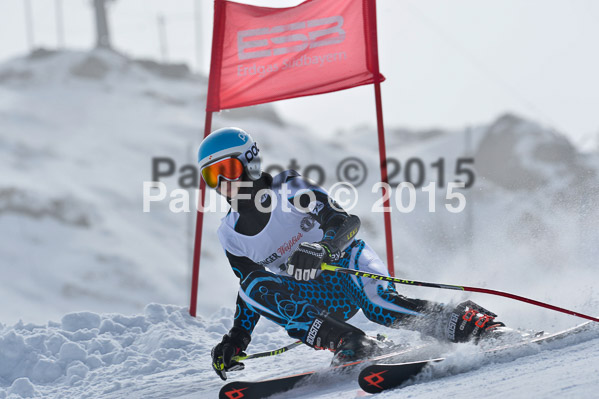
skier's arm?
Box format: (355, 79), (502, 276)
(225, 251), (264, 281)
(225, 251), (262, 334)
(212, 252), (262, 380)
(286, 180), (361, 280)
(289, 186), (361, 259)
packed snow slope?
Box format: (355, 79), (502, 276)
(1, 49), (598, 397)
(0, 305), (598, 398)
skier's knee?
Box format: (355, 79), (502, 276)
(362, 309), (400, 328)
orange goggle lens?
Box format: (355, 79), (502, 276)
(201, 157), (244, 189)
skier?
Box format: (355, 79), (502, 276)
(203, 127), (504, 380)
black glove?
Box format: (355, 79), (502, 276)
(211, 327), (251, 381)
(446, 300), (503, 343)
(286, 241), (340, 281)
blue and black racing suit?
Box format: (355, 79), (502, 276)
(218, 170), (447, 344)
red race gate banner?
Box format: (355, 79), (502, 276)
(207, 0), (385, 111)
(190, 0), (394, 317)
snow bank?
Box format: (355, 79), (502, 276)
(1, 304), (598, 398)
(0, 304), (215, 398)
(0, 304), (412, 398)
(0, 303), (331, 398)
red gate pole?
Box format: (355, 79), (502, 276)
(189, 0), (226, 317)
(189, 112), (212, 317)
(373, 82), (395, 277)
(367, 0), (395, 276)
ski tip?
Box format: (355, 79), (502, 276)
(358, 360), (433, 394)
(219, 382), (248, 399)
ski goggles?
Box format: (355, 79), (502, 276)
(201, 157), (244, 189)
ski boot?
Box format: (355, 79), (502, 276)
(446, 300), (506, 343)
(303, 312), (387, 365)
(332, 333), (388, 365)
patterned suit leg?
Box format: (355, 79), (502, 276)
(239, 270), (360, 341)
(329, 240), (449, 339)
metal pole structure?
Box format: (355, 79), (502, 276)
(55, 0), (65, 48)
(93, 0), (112, 48)
(24, 0), (35, 51)
(194, 0), (203, 73)
(157, 14), (168, 62)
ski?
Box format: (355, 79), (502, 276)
(358, 321), (595, 394)
(218, 372), (312, 399)
(218, 343), (435, 399)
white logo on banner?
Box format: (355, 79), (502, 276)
(237, 16), (346, 61)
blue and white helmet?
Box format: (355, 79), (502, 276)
(198, 127), (262, 181)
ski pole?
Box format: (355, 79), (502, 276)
(321, 263), (599, 323)
(232, 340), (303, 362)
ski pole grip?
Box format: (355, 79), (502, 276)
(321, 263), (339, 272)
